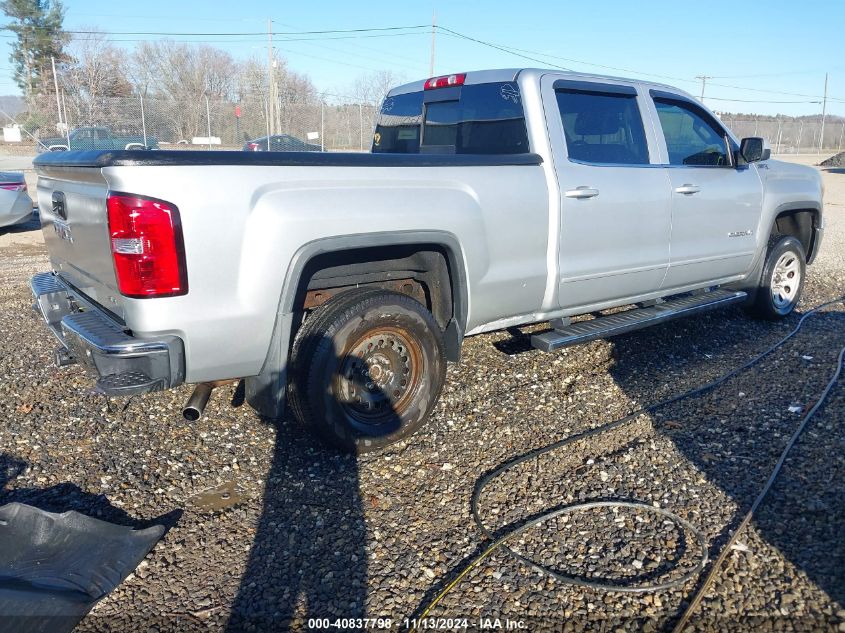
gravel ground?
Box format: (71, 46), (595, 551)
(1, 157), (843, 632)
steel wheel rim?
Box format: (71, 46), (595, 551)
(334, 326), (424, 434)
(771, 251), (801, 311)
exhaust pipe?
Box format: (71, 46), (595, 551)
(183, 383), (214, 421)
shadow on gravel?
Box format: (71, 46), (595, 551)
(0, 451), (182, 530)
(607, 306), (845, 609)
(227, 333), (379, 631)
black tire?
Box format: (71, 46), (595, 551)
(749, 234), (806, 320)
(288, 288), (446, 453)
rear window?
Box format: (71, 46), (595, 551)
(372, 81), (529, 155)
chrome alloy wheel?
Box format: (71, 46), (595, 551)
(771, 251), (802, 311)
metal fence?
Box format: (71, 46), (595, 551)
(9, 93), (845, 155)
(719, 115), (845, 154)
(15, 93), (381, 152)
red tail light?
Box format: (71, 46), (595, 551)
(106, 193), (188, 298)
(248, 142), (259, 151)
(424, 73), (466, 90)
(0, 182), (25, 192)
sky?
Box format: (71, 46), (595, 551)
(1, 0), (844, 117)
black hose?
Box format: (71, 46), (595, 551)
(413, 297), (845, 623)
(672, 341), (845, 632)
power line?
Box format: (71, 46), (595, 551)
(436, 26), (845, 105)
(433, 27), (571, 70)
(0, 24), (430, 37)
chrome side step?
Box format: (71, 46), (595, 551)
(531, 289), (748, 352)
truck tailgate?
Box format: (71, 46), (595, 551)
(35, 164), (125, 319)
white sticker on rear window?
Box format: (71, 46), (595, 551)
(500, 84), (520, 104)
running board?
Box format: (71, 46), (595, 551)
(531, 289), (748, 352)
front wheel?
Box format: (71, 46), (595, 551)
(750, 234), (806, 320)
(288, 288), (446, 453)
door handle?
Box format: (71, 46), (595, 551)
(674, 184), (701, 195)
(564, 187), (599, 199)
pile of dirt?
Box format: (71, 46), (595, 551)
(819, 152), (845, 167)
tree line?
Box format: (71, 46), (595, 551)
(1, 0), (403, 143)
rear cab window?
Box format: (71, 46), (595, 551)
(554, 81), (649, 165)
(372, 81), (529, 155)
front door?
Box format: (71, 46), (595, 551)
(546, 79), (672, 309)
(650, 95), (763, 289)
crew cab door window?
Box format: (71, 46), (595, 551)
(556, 88), (649, 165)
(653, 99), (732, 166)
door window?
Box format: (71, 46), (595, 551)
(555, 88), (649, 165)
(653, 98), (731, 167)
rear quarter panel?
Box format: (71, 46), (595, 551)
(102, 163), (550, 382)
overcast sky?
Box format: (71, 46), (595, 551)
(1, 0), (843, 117)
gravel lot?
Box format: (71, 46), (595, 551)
(1, 156), (843, 632)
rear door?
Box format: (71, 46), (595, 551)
(648, 92), (762, 288)
(542, 77), (672, 309)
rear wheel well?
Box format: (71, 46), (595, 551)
(771, 209), (818, 260)
(293, 244), (461, 360)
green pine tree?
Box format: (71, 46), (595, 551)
(1, 0), (66, 104)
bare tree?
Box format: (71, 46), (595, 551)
(61, 30), (132, 123)
(131, 40), (239, 140)
(350, 70), (406, 105)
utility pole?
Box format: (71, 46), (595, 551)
(818, 72), (828, 155)
(50, 56), (62, 134)
(429, 10), (436, 76)
(267, 18), (274, 137)
(695, 75), (712, 103)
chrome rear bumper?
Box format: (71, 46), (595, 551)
(30, 272), (184, 396)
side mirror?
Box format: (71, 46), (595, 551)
(739, 137), (771, 163)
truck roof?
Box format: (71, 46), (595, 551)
(387, 68), (694, 101)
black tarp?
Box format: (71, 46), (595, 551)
(0, 502), (165, 633)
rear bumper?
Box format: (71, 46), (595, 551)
(30, 272), (185, 396)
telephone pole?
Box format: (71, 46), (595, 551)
(818, 72), (828, 154)
(695, 75), (712, 103)
(429, 10), (437, 76)
(267, 18), (275, 137)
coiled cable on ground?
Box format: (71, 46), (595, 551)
(413, 296), (845, 625)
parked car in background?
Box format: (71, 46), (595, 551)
(38, 127), (158, 152)
(0, 172), (34, 228)
(242, 134), (322, 152)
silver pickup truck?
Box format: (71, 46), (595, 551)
(30, 68), (824, 452)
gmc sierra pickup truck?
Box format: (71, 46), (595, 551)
(30, 68), (824, 453)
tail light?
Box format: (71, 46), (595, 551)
(424, 73), (466, 90)
(106, 193), (188, 298)
(248, 142), (259, 151)
(0, 182), (26, 192)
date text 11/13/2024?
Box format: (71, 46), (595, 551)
(307, 617), (527, 629)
